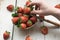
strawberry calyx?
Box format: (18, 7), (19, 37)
(15, 7), (19, 11)
(27, 20), (32, 25)
(6, 31), (10, 34)
(17, 18), (21, 27)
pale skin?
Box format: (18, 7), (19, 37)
(30, 0), (60, 20)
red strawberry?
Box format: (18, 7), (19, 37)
(12, 17), (19, 24)
(20, 23), (27, 29)
(30, 16), (37, 23)
(20, 16), (28, 23)
(24, 7), (31, 14)
(40, 15), (44, 19)
(25, 35), (32, 40)
(18, 13), (23, 17)
(26, 0), (31, 6)
(17, 7), (23, 13)
(27, 20), (32, 27)
(39, 15), (44, 22)
(40, 26), (48, 35)
(7, 5), (14, 12)
(3, 31), (10, 40)
(55, 4), (60, 9)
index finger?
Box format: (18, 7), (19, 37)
(29, 2), (40, 6)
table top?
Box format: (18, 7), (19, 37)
(0, 0), (60, 40)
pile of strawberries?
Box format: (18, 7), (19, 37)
(7, 0), (37, 29)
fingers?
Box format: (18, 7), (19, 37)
(31, 10), (43, 15)
(35, 5), (40, 10)
(30, 2), (40, 6)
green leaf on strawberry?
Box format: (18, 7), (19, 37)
(30, 6), (34, 11)
(17, 18), (21, 27)
(27, 20), (33, 27)
(15, 7), (19, 11)
(12, 13), (18, 17)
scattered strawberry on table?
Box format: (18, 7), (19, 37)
(40, 26), (48, 35)
(3, 31), (10, 40)
(7, 5), (14, 12)
(25, 35), (32, 40)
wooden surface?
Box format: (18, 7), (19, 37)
(0, 0), (60, 40)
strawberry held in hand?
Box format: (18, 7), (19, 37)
(26, 0), (31, 7)
(40, 26), (48, 35)
(3, 31), (10, 40)
(7, 5), (14, 12)
(24, 7), (31, 14)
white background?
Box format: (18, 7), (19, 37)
(0, 0), (60, 40)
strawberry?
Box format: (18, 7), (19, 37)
(27, 20), (32, 27)
(12, 17), (19, 24)
(20, 16), (28, 23)
(7, 5), (14, 12)
(26, 0), (31, 7)
(30, 16), (37, 23)
(17, 7), (23, 13)
(23, 7), (31, 14)
(12, 13), (18, 17)
(40, 26), (48, 35)
(40, 15), (44, 19)
(20, 23), (27, 29)
(55, 4), (60, 9)
(3, 31), (10, 40)
(18, 13), (23, 17)
(25, 35), (32, 40)
(39, 15), (44, 22)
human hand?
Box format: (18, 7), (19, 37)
(29, 0), (58, 16)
